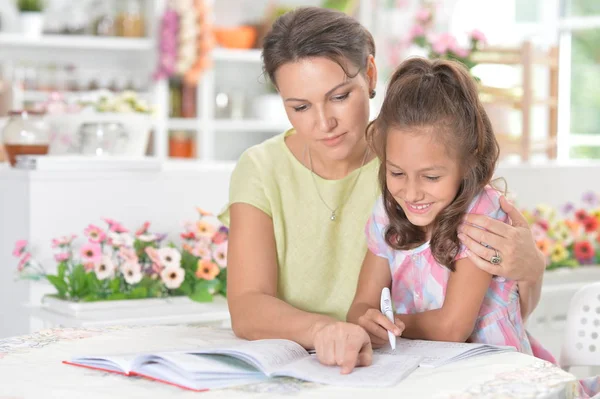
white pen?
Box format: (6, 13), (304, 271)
(380, 287), (396, 351)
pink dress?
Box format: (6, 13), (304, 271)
(366, 186), (600, 398)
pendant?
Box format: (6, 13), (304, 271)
(330, 211), (336, 221)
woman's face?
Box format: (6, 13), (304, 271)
(275, 56), (376, 161)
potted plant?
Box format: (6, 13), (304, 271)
(17, 0), (45, 37)
(13, 207), (228, 316)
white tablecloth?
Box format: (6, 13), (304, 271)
(0, 325), (581, 398)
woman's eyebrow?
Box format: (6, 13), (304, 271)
(284, 80), (352, 103)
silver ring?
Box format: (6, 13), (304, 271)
(490, 249), (502, 265)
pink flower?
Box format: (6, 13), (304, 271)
(84, 262), (95, 272)
(213, 242), (228, 268)
(191, 244), (211, 259)
(17, 253), (31, 271)
(415, 7), (431, 23)
(135, 221), (151, 236)
(13, 240), (28, 257)
(102, 217), (129, 233)
(430, 33), (458, 55)
(470, 29), (487, 44)
(408, 24), (426, 41)
(196, 207), (213, 217)
(119, 247), (139, 263)
(80, 243), (102, 264)
(84, 224), (106, 244)
(51, 235), (77, 248)
(212, 231), (228, 245)
(145, 247), (162, 267)
(54, 252), (71, 262)
(449, 41), (470, 58)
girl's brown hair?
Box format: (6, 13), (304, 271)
(366, 57), (499, 271)
(262, 7), (375, 86)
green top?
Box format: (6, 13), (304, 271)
(219, 130), (380, 321)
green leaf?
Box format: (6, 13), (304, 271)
(57, 262), (67, 280)
(109, 278), (121, 293)
(71, 264), (88, 298)
(107, 293), (127, 300)
(46, 275), (68, 298)
(130, 286), (148, 299)
(189, 289), (213, 303)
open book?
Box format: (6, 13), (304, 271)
(64, 339), (422, 392)
(377, 338), (516, 368)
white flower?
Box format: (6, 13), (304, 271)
(121, 261), (143, 285)
(94, 255), (116, 280)
(160, 266), (185, 289)
(137, 233), (157, 242)
(213, 242), (228, 268)
(157, 247), (181, 268)
(109, 232), (134, 248)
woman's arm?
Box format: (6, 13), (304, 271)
(228, 203), (334, 347)
(347, 250), (403, 348)
(228, 203), (372, 373)
(395, 258), (492, 342)
(458, 196), (545, 319)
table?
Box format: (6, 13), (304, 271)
(0, 325), (581, 399)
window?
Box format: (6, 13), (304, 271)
(519, 0), (600, 160)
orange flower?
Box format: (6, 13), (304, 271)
(196, 259), (220, 281)
(565, 220), (582, 234)
(536, 238), (552, 257)
(196, 207), (213, 217)
(196, 220), (217, 238)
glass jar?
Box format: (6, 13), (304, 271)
(116, 0), (145, 38)
(77, 122), (128, 156)
(1, 110), (49, 166)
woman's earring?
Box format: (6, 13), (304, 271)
(369, 89), (376, 99)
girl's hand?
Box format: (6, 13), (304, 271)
(458, 196), (545, 283)
(357, 308), (405, 348)
(312, 321), (373, 374)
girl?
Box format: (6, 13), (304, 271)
(347, 57), (554, 359)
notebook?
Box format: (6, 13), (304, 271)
(64, 339), (423, 392)
(377, 338), (517, 368)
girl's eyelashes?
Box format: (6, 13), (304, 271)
(390, 171), (404, 177)
(425, 176), (440, 181)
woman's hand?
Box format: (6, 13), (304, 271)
(357, 308), (405, 348)
(312, 321), (373, 374)
(458, 196), (545, 283)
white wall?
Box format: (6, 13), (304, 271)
(1, 160), (599, 338)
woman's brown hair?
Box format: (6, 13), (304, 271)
(366, 57), (499, 271)
(262, 7), (375, 86)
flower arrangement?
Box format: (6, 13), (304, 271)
(13, 208), (228, 303)
(401, 3), (487, 74)
(524, 192), (600, 270)
(81, 91), (155, 115)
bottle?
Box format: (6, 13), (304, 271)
(2, 110), (50, 166)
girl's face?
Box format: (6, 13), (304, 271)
(275, 56), (376, 161)
(385, 128), (463, 233)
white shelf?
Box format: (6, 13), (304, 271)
(167, 118), (289, 133)
(0, 34), (154, 51)
(168, 118), (199, 131)
(215, 119), (289, 132)
(212, 48), (262, 63)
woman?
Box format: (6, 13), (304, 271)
(218, 7), (545, 374)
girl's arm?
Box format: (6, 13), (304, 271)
(517, 277), (543, 323)
(395, 258), (492, 342)
(347, 250), (403, 348)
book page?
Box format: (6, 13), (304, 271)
(376, 338), (514, 367)
(191, 339), (309, 375)
(69, 353), (140, 374)
(274, 354), (422, 387)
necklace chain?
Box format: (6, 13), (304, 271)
(306, 144), (369, 222)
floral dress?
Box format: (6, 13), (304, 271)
(365, 186), (600, 398)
